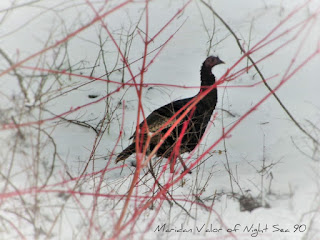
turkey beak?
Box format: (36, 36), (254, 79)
(217, 58), (225, 65)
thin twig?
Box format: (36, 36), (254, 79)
(0, 49), (29, 101)
(43, 108), (99, 134)
(148, 162), (195, 219)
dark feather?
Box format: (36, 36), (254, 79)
(115, 56), (224, 164)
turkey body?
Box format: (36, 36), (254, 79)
(115, 56), (223, 164)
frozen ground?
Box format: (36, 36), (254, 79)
(0, 0), (320, 239)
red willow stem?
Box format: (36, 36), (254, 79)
(113, 1), (192, 235)
(19, 64), (275, 90)
(113, 0), (149, 234)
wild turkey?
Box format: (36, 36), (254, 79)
(115, 56), (224, 171)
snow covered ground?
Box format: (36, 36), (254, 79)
(0, 0), (320, 239)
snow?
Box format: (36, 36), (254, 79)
(0, 0), (320, 239)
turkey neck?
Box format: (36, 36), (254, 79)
(197, 63), (218, 109)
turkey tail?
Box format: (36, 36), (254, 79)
(115, 143), (135, 163)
